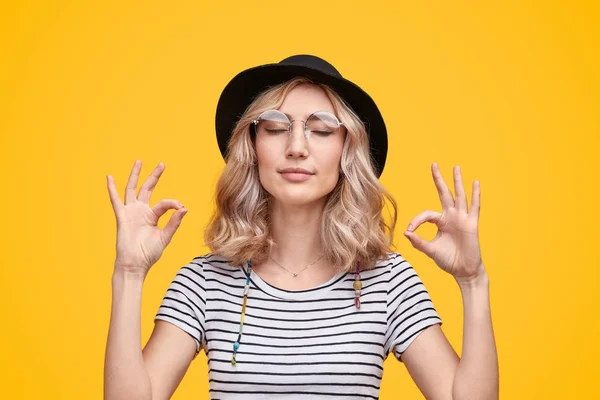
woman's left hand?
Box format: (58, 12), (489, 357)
(403, 163), (486, 284)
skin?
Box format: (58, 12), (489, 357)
(251, 83), (347, 290)
(400, 164), (498, 399)
(104, 84), (498, 400)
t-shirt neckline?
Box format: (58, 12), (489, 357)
(241, 261), (349, 300)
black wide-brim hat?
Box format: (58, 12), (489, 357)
(215, 54), (388, 177)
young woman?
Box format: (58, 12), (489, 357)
(104, 55), (498, 399)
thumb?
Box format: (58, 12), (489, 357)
(403, 230), (434, 256)
(161, 207), (188, 246)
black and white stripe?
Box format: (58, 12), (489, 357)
(155, 251), (442, 399)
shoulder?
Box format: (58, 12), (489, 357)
(373, 251), (412, 275)
(356, 251), (411, 285)
(180, 252), (247, 283)
(371, 251), (421, 290)
(180, 253), (239, 271)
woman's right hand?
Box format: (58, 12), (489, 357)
(107, 160), (188, 276)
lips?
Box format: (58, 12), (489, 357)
(279, 169), (314, 182)
(279, 168), (314, 175)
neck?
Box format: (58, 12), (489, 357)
(267, 198), (326, 270)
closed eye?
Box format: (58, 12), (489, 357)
(312, 130), (333, 135)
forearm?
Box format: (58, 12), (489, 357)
(452, 269), (499, 400)
(104, 267), (153, 400)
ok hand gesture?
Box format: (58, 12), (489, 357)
(107, 160), (188, 276)
(403, 163), (485, 284)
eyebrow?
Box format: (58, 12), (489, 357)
(281, 111), (329, 120)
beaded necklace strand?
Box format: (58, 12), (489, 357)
(354, 261), (362, 308)
(231, 260), (362, 366)
(231, 261), (253, 366)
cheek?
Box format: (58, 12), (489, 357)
(255, 142), (277, 190)
(324, 139), (344, 168)
(316, 144), (344, 181)
(256, 141), (275, 167)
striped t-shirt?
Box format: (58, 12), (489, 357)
(154, 251), (442, 399)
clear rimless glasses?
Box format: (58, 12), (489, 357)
(251, 109), (344, 141)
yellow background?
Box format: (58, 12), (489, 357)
(1, 1), (598, 398)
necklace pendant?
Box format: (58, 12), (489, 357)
(293, 273), (298, 277)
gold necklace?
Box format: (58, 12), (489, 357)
(270, 253), (325, 278)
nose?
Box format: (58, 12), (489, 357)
(285, 120), (308, 159)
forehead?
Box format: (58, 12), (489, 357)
(278, 84), (335, 117)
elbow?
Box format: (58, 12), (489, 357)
(104, 382), (153, 400)
(452, 383), (499, 400)
(104, 391), (152, 400)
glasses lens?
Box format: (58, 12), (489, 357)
(256, 110), (289, 136)
(306, 111), (340, 135)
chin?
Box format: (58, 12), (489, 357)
(269, 186), (336, 207)
(272, 192), (321, 206)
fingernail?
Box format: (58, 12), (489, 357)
(407, 224), (413, 231)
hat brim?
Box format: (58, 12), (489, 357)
(215, 63), (387, 177)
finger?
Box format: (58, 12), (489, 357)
(453, 165), (468, 213)
(138, 162), (165, 204)
(161, 208), (188, 246)
(470, 180), (480, 218)
(403, 230), (435, 256)
(151, 199), (185, 218)
(432, 162), (454, 210)
(107, 175), (124, 220)
(406, 210), (443, 232)
(125, 160), (142, 205)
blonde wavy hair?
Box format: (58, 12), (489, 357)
(204, 77), (398, 272)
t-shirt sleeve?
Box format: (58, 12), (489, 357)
(384, 254), (442, 362)
(154, 257), (206, 359)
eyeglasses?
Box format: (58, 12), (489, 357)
(251, 109), (344, 142)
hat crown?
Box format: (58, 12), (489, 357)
(278, 54), (342, 78)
